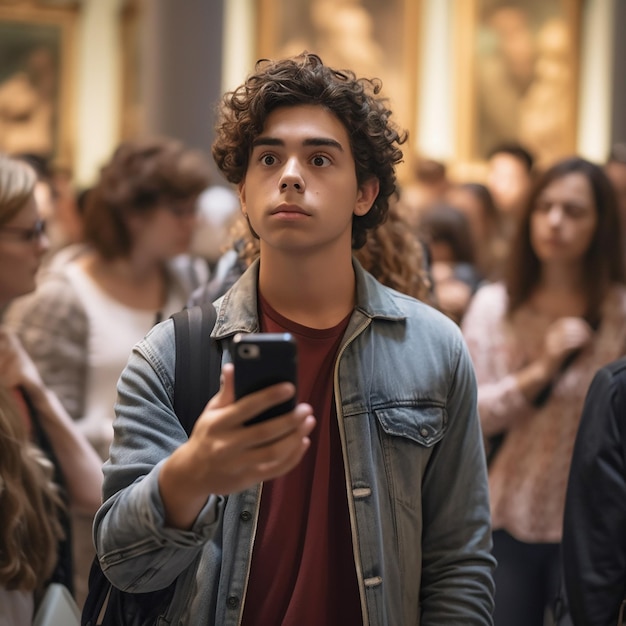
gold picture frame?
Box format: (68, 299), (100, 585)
(255, 0), (421, 180)
(0, 0), (78, 167)
(456, 0), (581, 170)
(119, 0), (144, 141)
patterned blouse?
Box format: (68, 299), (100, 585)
(462, 282), (626, 543)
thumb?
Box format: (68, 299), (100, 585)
(208, 362), (235, 409)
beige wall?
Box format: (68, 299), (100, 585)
(69, 0), (618, 184)
(74, 0), (123, 186)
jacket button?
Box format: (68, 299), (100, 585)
(227, 595), (239, 609)
(420, 428), (429, 437)
(240, 511), (252, 522)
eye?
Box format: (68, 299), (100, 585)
(261, 154), (277, 166)
(311, 154), (331, 167)
(563, 203), (589, 218)
(534, 200), (551, 214)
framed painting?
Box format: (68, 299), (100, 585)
(456, 0), (581, 168)
(0, 0), (78, 167)
(255, 0), (421, 179)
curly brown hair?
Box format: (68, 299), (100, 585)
(212, 52), (407, 249)
(84, 137), (212, 259)
(355, 203), (433, 302)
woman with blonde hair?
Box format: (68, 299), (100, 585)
(0, 153), (102, 625)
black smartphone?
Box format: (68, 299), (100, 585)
(232, 332), (298, 426)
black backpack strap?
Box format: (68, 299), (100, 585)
(172, 302), (221, 436)
(82, 304), (221, 626)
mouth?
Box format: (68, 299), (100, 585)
(270, 203), (311, 217)
(544, 237), (564, 246)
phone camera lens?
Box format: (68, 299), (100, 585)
(238, 344), (260, 359)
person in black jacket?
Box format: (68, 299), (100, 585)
(562, 356), (626, 626)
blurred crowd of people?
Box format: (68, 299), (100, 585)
(398, 142), (626, 625)
(1, 73), (626, 624)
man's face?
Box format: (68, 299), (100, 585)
(239, 104), (377, 256)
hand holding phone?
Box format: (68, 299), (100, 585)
(232, 333), (298, 425)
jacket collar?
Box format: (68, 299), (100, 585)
(212, 257), (406, 340)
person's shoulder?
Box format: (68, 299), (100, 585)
(583, 358), (626, 437)
(598, 356), (626, 386)
(379, 284), (464, 345)
(130, 316), (177, 374)
(462, 280), (507, 323)
(585, 356), (626, 409)
(373, 280), (437, 316)
(4, 264), (79, 323)
(393, 288), (456, 325)
(374, 287), (475, 385)
(143, 315), (176, 348)
(470, 281), (506, 304)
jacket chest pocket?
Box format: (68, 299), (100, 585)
(375, 403), (446, 446)
(374, 403), (447, 510)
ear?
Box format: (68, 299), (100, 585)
(354, 177), (380, 217)
(237, 181), (260, 239)
(238, 182), (247, 215)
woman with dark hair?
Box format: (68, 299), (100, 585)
(461, 156), (626, 626)
(4, 136), (212, 607)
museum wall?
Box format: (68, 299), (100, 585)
(0, 0), (623, 186)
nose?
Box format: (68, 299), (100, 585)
(279, 158), (305, 192)
(37, 231), (50, 255)
(547, 204), (564, 226)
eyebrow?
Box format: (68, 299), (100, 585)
(251, 137), (344, 151)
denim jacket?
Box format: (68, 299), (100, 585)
(94, 259), (495, 625)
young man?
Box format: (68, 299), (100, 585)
(94, 53), (495, 625)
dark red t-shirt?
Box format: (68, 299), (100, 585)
(240, 296), (362, 626)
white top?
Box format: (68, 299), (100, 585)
(64, 262), (187, 459)
(0, 587), (33, 626)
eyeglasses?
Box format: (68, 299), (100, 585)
(0, 219), (47, 242)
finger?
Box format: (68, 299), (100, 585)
(208, 363), (236, 409)
(241, 404), (315, 449)
(244, 418), (315, 478)
(222, 381), (299, 428)
(255, 438), (312, 482)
